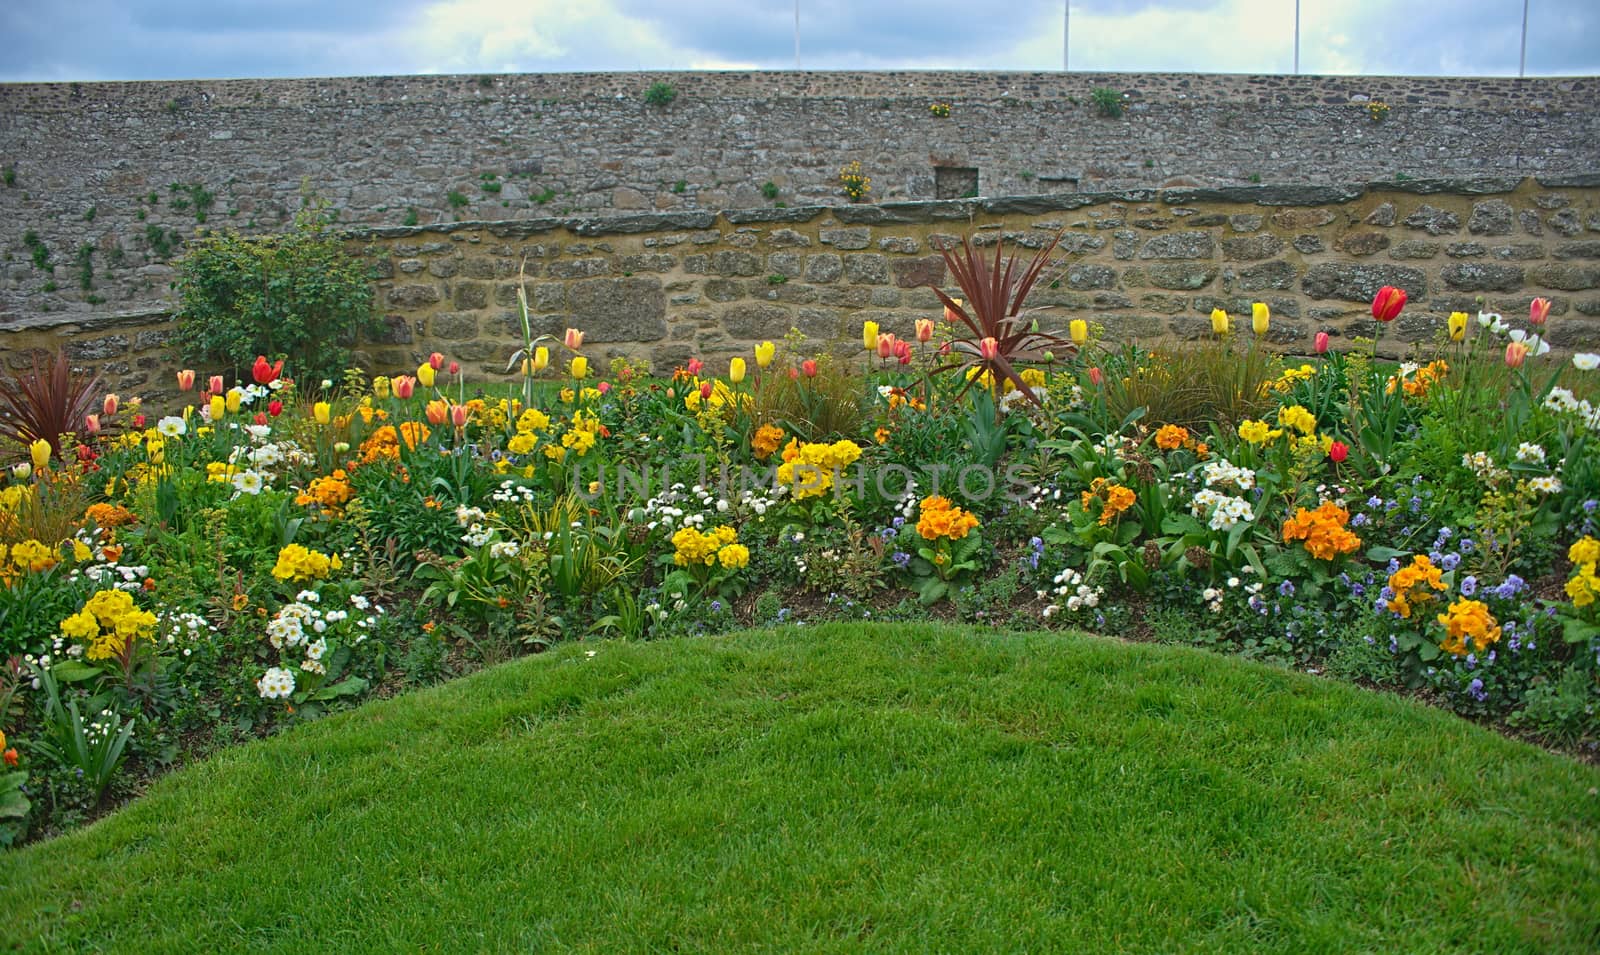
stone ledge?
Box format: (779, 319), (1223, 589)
(0, 305), (173, 335)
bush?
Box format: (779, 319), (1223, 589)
(172, 202), (377, 383)
(643, 82), (677, 107)
(1090, 87), (1125, 119)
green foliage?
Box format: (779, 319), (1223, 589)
(533, 188), (556, 205)
(760, 181), (779, 200)
(1090, 87), (1125, 118)
(171, 202), (377, 383)
(144, 224), (178, 259)
(168, 182), (215, 222)
(31, 669), (135, 804)
(479, 173), (501, 194)
(22, 230), (50, 271)
(75, 243), (94, 291)
(402, 207), (419, 227)
(1, 166), (15, 187)
(1100, 338), (1281, 431)
(671, 180), (687, 194)
(643, 81), (678, 107)
(447, 190), (469, 209)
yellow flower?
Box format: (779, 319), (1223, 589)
(1277, 404), (1317, 436)
(209, 395), (226, 421)
(1252, 302), (1270, 335)
(1210, 308), (1229, 335)
(1069, 319), (1088, 345)
(373, 376), (391, 399)
(570, 356), (589, 379)
(1568, 537), (1599, 566)
(533, 346), (550, 372)
(729, 357), (746, 384)
(29, 438), (50, 471)
(417, 363), (436, 388)
(225, 389), (243, 413)
(863, 320), (880, 352)
(1237, 419), (1276, 444)
(313, 401), (331, 425)
(755, 341), (776, 369)
(1447, 311), (1468, 341)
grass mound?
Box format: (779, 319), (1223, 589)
(3, 624), (1597, 952)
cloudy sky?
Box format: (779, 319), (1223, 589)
(2, 0), (1595, 81)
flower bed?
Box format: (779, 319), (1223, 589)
(1, 240), (1597, 844)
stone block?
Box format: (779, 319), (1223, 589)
(818, 228), (871, 250)
(878, 236), (920, 254)
(388, 285), (441, 308)
(1292, 234), (1325, 254)
(1441, 263), (1524, 292)
(1237, 261), (1297, 291)
(547, 258), (611, 279)
(1403, 205), (1460, 235)
(1066, 264), (1118, 289)
(1388, 240), (1439, 260)
(1146, 264), (1219, 290)
(704, 279), (744, 303)
(891, 255), (944, 288)
(567, 277), (668, 342)
(66, 334), (127, 360)
(1302, 263), (1426, 301)
(431, 312), (479, 341)
(712, 251), (761, 276)
(765, 229), (812, 248)
(1221, 235), (1285, 261)
(453, 282), (489, 310)
(1137, 231), (1215, 259)
(1529, 264), (1600, 291)
(1336, 232), (1391, 256)
(1467, 199), (1514, 235)
(721, 303), (793, 340)
(804, 254), (842, 283)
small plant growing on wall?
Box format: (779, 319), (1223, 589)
(22, 231), (51, 271)
(447, 190), (469, 209)
(2, 166), (16, 187)
(928, 102), (952, 118)
(1090, 87), (1125, 119)
(839, 161), (871, 203)
(761, 181), (780, 201)
(1367, 99), (1391, 123)
(644, 82), (678, 107)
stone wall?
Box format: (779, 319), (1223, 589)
(2, 70), (1598, 332)
(5, 175), (1598, 398)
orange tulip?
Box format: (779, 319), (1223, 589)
(1371, 286), (1407, 322)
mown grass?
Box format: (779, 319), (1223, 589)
(3, 623), (1597, 953)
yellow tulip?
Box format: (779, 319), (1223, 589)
(1069, 319), (1088, 345)
(729, 357), (747, 384)
(373, 376), (391, 399)
(755, 341), (775, 369)
(1252, 302), (1270, 335)
(417, 363), (436, 388)
(225, 389), (243, 414)
(533, 347), (550, 372)
(209, 395), (226, 421)
(570, 356), (589, 379)
(1448, 311), (1468, 342)
(863, 320), (880, 352)
(1211, 308), (1229, 335)
(29, 438), (50, 471)
(313, 401), (331, 425)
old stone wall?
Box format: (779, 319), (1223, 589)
(4, 175), (1598, 399)
(2, 70), (1598, 333)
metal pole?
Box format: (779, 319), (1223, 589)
(795, 0), (801, 69)
(1294, 0), (1300, 75)
(1063, 1), (1069, 72)
(1519, 0), (1529, 77)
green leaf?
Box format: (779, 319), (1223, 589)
(51, 661), (103, 683)
(309, 677), (370, 702)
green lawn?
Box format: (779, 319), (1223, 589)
(3, 623), (1598, 953)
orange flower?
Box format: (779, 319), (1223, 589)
(916, 496), (980, 542)
(1385, 555), (1448, 618)
(751, 424), (785, 460)
(1281, 501), (1362, 561)
(1154, 424), (1190, 451)
(1080, 478), (1137, 526)
(874, 427), (891, 445)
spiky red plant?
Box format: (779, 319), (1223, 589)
(0, 351), (103, 456)
(929, 232), (1075, 405)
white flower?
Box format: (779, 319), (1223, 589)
(1574, 353), (1600, 371)
(244, 424), (272, 439)
(1515, 442), (1546, 465)
(250, 444), (284, 468)
(256, 667), (296, 699)
(1477, 310), (1502, 328)
(231, 470), (265, 495)
(156, 415), (187, 438)
(1530, 475), (1563, 494)
(305, 638), (328, 661)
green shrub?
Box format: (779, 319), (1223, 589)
(1090, 87), (1125, 119)
(644, 81), (678, 107)
(172, 204), (377, 383)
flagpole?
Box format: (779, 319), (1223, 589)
(795, 0), (801, 69)
(1519, 0), (1529, 77)
(1063, 1), (1070, 72)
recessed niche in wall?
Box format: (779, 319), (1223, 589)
(1038, 175), (1079, 192)
(935, 166), (979, 200)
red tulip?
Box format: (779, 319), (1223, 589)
(132, 414), (146, 428)
(450, 404), (470, 428)
(252, 355), (284, 385)
(894, 340), (913, 365)
(1529, 297), (1551, 326)
(268, 400), (283, 417)
(209, 374), (225, 395)
(1328, 441), (1349, 463)
(1314, 331), (1330, 355)
(1371, 286), (1406, 323)
(448, 361), (460, 376)
(598, 381), (612, 394)
(699, 381), (714, 400)
(686, 358), (703, 376)
(428, 352), (445, 370)
(801, 359), (818, 378)
(393, 375), (416, 399)
(253, 412), (268, 425)
(1088, 366), (1104, 386)
(787, 367), (799, 381)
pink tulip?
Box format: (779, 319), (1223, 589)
(102, 394), (119, 417)
(393, 375), (415, 399)
(877, 334), (894, 359)
(1529, 297), (1551, 326)
(450, 404), (470, 428)
(84, 413), (101, 434)
(176, 369), (196, 391)
(1314, 331), (1330, 355)
(915, 318), (934, 343)
(448, 361), (460, 376)
(978, 337), (1001, 360)
(894, 340), (913, 365)
(428, 352), (445, 370)
(686, 358), (703, 376)
(598, 381), (612, 394)
(801, 359), (818, 378)
(132, 414), (146, 429)
(564, 328), (585, 350)
(1088, 367), (1104, 386)
(209, 375), (225, 395)
(1505, 341), (1529, 368)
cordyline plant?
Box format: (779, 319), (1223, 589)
(929, 231), (1075, 407)
(0, 351), (101, 456)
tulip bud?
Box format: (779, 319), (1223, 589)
(132, 413), (145, 429)
(209, 375), (225, 395)
(84, 413), (101, 434)
(877, 334), (894, 359)
(863, 320), (880, 352)
(450, 403), (470, 428)
(1252, 302), (1270, 336)
(1042, 351), (1056, 363)
(177, 369), (196, 391)
(564, 328), (585, 351)
(755, 341), (775, 368)
(533, 347), (550, 372)
(801, 359), (817, 378)
(699, 381), (714, 400)
(209, 395), (226, 420)
(1069, 319), (1088, 345)
(1447, 312), (1468, 342)
(1210, 309), (1229, 335)
(570, 356), (589, 379)
(428, 352), (445, 370)
(1504, 341), (1529, 368)
(915, 319), (934, 343)
(425, 400), (449, 426)
(1088, 367), (1104, 386)
(393, 376), (415, 400)
(416, 363), (436, 388)
(29, 439), (51, 471)
(943, 298), (963, 323)
(448, 361), (460, 376)
(1314, 331), (1330, 355)
(334, 441), (351, 454)
(1529, 297), (1551, 326)
(1328, 441), (1349, 463)
(979, 337), (1000, 360)
(1371, 285), (1407, 322)
(598, 381), (611, 394)
(225, 389), (243, 413)
(13, 463), (32, 481)
(268, 400), (283, 417)
(253, 412), (268, 426)
(729, 357), (747, 384)
(313, 401), (331, 425)
(102, 394), (119, 417)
